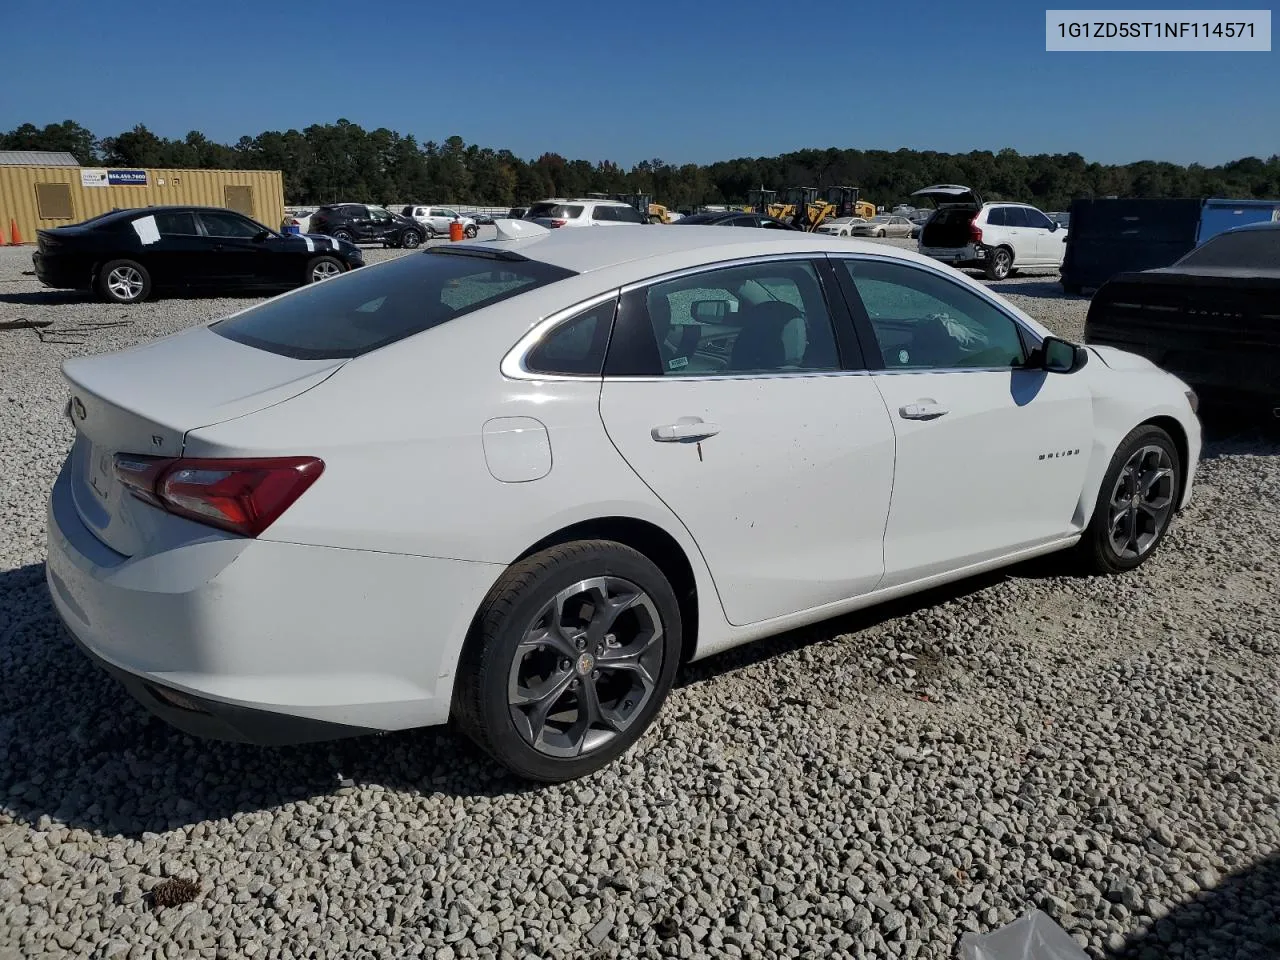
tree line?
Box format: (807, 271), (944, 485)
(4, 119), (1279, 212)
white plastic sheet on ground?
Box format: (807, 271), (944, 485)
(959, 910), (1089, 960)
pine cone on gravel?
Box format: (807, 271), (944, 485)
(149, 878), (201, 910)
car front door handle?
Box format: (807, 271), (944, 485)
(899, 401), (949, 421)
(651, 418), (721, 442)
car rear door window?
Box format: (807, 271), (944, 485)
(154, 211), (199, 236)
(605, 260), (842, 377)
(591, 206), (616, 222)
(614, 205), (645, 224)
(1004, 207), (1031, 228)
(197, 211), (263, 238)
(524, 298), (617, 376)
(1024, 208), (1055, 230)
(212, 250), (576, 360)
(839, 259), (1028, 370)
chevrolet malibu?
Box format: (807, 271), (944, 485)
(46, 220), (1201, 782)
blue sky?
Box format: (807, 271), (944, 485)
(5, 0), (1276, 166)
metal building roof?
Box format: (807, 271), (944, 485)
(0, 150), (80, 166)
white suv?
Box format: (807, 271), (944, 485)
(524, 198), (647, 229)
(913, 185), (1068, 280)
(401, 206), (478, 239)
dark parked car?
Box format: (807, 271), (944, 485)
(468, 212), (496, 225)
(32, 205), (364, 304)
(308, 203), (425, 248)
(507, 207), (527, 219)
(673, 212), (797, 230)
(1084, 221), (1280, 415)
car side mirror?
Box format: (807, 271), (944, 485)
(253, 230), (270, 242)
(691, 299), (728, 321)
(1041, 336), (1088, 373)
(1048, 221), (1059, 232)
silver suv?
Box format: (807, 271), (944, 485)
(401, 206), (479, 239)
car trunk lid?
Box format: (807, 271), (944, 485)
(62, 326), (344, 557)
(911, 184), (983, 208)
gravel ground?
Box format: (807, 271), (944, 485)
(1, 238), (1277, 960)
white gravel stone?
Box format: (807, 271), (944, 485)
(1, 241), (1278, 960)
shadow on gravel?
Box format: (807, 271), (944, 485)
(987, 278), (1086, 300)
(0, 290), (90, 306)
(1104, 854), (1280, 960)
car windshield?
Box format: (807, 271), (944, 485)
(527, 203), (583, 219)
(673, 213), (726, 225)
(1174, 229), (1280, 270)
(211, 250), (576, 360)
(869, 216), (891, 223)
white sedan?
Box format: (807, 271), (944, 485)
(816, 216), (867, 237)
(46, 222), (1201, 781)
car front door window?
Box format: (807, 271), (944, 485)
(841, 259), (1026, 370)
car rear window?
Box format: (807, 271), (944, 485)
(1176, 229), (1280, 270)
(528, 203), (584, 219)
(211, 250), (576, 360)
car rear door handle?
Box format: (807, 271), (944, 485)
(651, 418), (720, 442)
(899, 401), (949, 421)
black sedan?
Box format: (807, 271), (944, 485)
(1084, 221), (1280, 416)
(33, 206), (364, 304)
(673, 212), (797, 230)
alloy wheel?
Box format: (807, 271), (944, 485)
(311, 260), (342, 282)
(107, 266), (144, 301)
(992, 250), (1011, 278)
(507, 577), (664, 758)
(1107, 445), (1175, 560)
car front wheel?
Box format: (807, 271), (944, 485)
(1079, 424), (1181, 574)
(465, 224), (479, 239)
(454, 540), (682, 782)
(401, 230), (422, 249)
(306, 256), (344, 284)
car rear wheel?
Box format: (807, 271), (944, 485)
(464, 224), (479, 239)
(306, 256), (344, 284)
(97, 260), (151, 304)
(401, 230), (422, 249)
(423, 224), (437, 239)
(984, 247), (1013, 280)
(331, 229), (353, 243)
(454, 540), (682, 782)
(1079, 425), (1180, 574)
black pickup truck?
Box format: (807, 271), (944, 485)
(1084, 222), (1280, 417)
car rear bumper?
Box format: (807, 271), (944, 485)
(919, 243), (984, 265)
(32, 251), (91, 290)
(45, 459), (503, 745)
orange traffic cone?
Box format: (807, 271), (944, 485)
(9, 219), (20, 245)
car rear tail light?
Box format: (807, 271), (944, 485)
(114, 455), (324, 537)
(969, 216), (983, 245)
(548, 219), (567, 228)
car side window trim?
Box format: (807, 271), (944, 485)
(826, 253), (1044, 373)
(501, 290), (622, 381)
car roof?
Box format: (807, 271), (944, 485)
(451, 221), (913, 274)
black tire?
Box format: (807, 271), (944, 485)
(1063, 281), (1082, 295)
(305, 255), (345, 284)
(454, 540), (682, 782)
(97, 259), (152, 304)
(401, 229), (422, 249)
(330, 229), (354, 243)
(1078, 424), (1181, 575)
(464, 224), (479, 239)
(984, 246), (1013, 280)
(423, 224), (436, 239)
